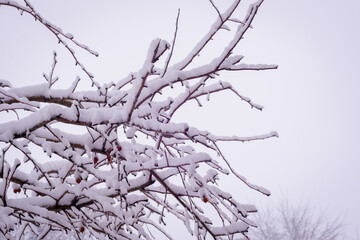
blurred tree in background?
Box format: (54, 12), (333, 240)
(250, 199), (346, 240)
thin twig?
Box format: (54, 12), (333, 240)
(161, 9), (180, 78)
(209, 0), (223, 22)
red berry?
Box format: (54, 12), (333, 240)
(116, 143), (122, 151)
(202, 196), (209, 203)
(93, 156), (99, 165)
(76, 178), (81, 184)
(13, 188), (21, 194)
(79, 226), (85, 233)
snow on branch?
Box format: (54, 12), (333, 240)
(0, 0), (277, 239)
(0, 0), (99, 87)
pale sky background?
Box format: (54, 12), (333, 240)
(1, 0), (359, 239)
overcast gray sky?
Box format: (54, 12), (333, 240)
(1, 0), (359, 238)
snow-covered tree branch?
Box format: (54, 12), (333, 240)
(0, 0), (277, 239)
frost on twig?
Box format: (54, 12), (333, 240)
(0, 0), (277, 239)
